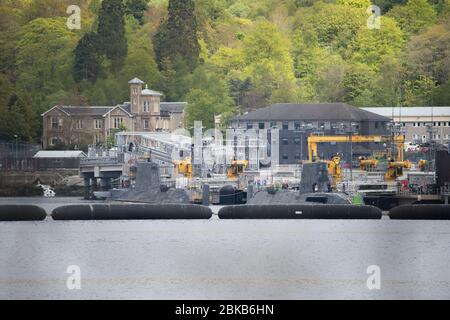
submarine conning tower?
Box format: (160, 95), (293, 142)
(299, 162), (331, 194)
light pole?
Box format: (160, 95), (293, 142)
(13, 134), (18, 160)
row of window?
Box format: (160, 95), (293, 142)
(281, 137), (303, 145)
(49, 134), (104, 146)
(143, 101), (158, 113)
(50, 117), (123, 130)
(242, 121), (365, 131)
(413, 134), (450, 140)
(411, 122), (450, 127)
(281, 153), (302, 161)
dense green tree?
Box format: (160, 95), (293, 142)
(125, 0), (149, 24)
(351, 16), (405, 69)
(388, 0), (438, 35)
(73, 32), (102, 83)
(2, 0), (450, 142)
(97, 0), (128, 70)
(154, 0), (200, 72)
(407, 22), (450, 85)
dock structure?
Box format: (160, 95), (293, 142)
(79, 131), (192, 199)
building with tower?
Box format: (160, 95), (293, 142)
(41, 78), (186, 149)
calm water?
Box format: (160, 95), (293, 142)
(0, 197), (449, 299)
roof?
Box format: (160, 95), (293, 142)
(60, 106), (114, 116)
(102, 105), (133, 117)
(160, 102), (186, 113)
(42, 105), (135, 117)
(233, 103), (389, 122)
(141, 84), (162, 96)
(362, 107), (450, 118)
(128, 77), (145, 84)
(33, 151), (87, 158)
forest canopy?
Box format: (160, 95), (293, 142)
(0, 0), (449, 142)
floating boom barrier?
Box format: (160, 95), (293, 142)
(389, 205), (450, 220)
(218, 204), (382, 219)
(51, 204), (212, 220)
(0, 205), (47, 221)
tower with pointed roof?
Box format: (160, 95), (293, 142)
(128, 77), (144, 115)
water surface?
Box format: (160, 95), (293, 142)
(0, 197), (449, 299)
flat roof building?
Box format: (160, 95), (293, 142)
(362, 107), (450, 144)
(230, 103), (391, 165)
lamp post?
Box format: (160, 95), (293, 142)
(347, 123), (358, 189)
(13, 134), (18, 159)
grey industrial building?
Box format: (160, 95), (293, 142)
(230, 103), (391, 164)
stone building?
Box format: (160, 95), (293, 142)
(41, 78), (185, 149)
(230, 103), (391, 164)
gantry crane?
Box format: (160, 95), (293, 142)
(307, 134), (409, 181)
(307, 134), (406, 162)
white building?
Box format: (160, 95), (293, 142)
(362, 107), (450, 144)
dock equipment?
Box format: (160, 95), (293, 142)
(307, 134), (406, 163)
(227, 159), (248, 180)
(174, 157), (193, 178)
(327, 154), (342, 189)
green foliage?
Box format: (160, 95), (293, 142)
(154, 0), (200, 72)
(125, 0), (149, 24)
(351, 17), (404, 69)
(2, 0), (450, 142)
(97, 0), (128, 70)
(73, 32), (103, 83)
(388, 0), (438, 35)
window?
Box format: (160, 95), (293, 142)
(319, 122), (325, 130)
(94, 119), (102, 129)
(143, 119), (149, 129)
(51, 117), (62, 129)
(75, 119), (83, 129)
(143, 101), (150, 112)
(294, 121), (301, 130)
(270, 121), (277, 128)
(93, 134), (101, 144)
(50, 137), (60, 146)
(282, 138), (289, 145)
(282, 154), (288, 160)
(258, 122), (265, 130)
(294, 137), (301, 144)
(246, 122), (253, 129)
(295, 153), (301, 160)
(375, 122), (379, 129)
(113, 117), (124, 129)
(282, 121), (289, 130)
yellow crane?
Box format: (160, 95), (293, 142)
(327, 154), (342, 189)
(173, 157), (193, 179)
(307, 134), (405, 162)
(227, 159), (248, 180)
(307, 134), (408, 181)
(358, 157), (378, 171)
